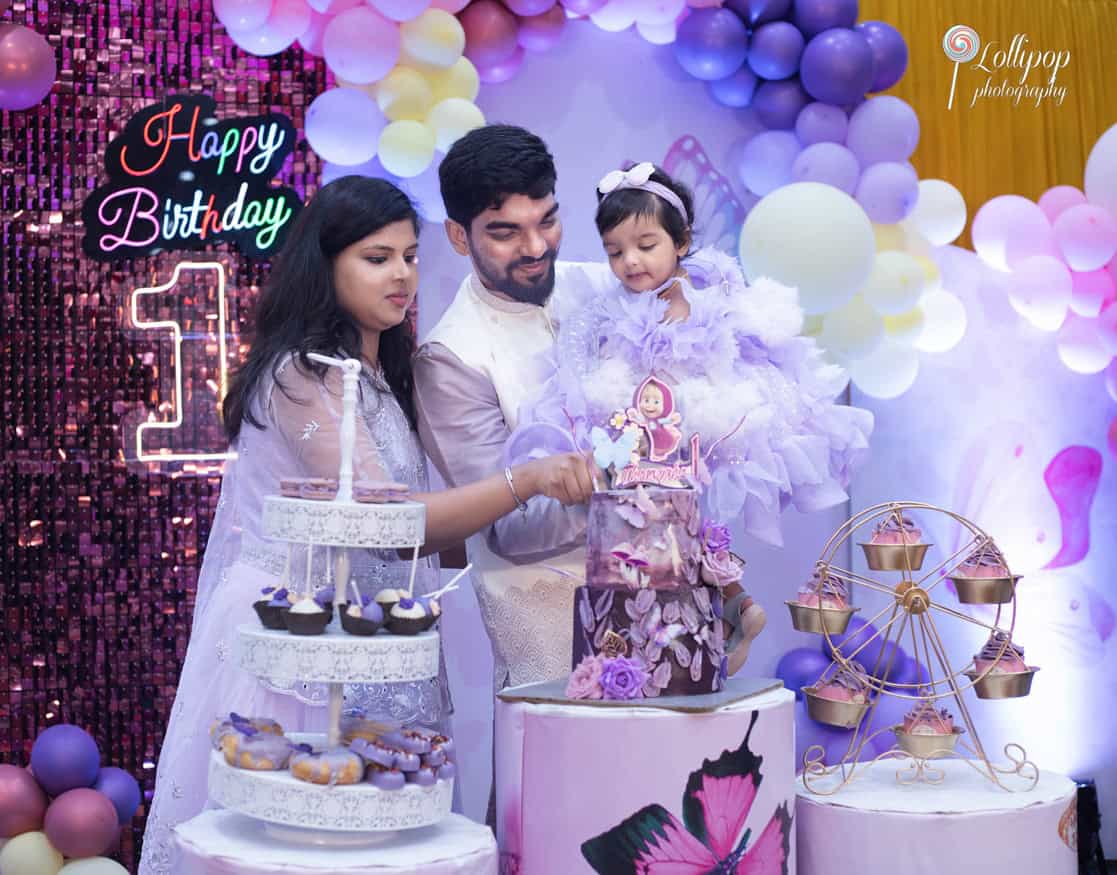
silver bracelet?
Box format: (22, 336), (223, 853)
(504, 467), (529, 520)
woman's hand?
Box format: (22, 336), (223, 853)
(516, 452), (601, 506)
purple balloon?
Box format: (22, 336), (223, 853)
(747, 21), (804, 80)
(855, 20), (908, 91)
(738, 129), (800, 195)
(799, 27), (875, 106)
(752, 76), (810, 130)
(517, 4), (566, 52)
(724, 0), (791, 25)
(824, 615), (911, 682)
(322, 155), (401, 187)
(845, 95), (920, 166)
(30, 724), (101, 797)
(477, 45), (525, 83)
(791, 142), (860, 194)
(795, 101), (848, 144)
(44, 788), (120, 859)
(93, 767), (142, 825)
(708, 63), (758, 108)
(792, 0), (858, 39)
(559, 0), (606, 14)
(855, 160), (919, 223)
(503, 0), (555, 14)
(776, 647), (832, 700)
(0, 24), (57, 111)
(675, 8), (750, 82)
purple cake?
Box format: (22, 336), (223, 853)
(571, 486), (729, 697)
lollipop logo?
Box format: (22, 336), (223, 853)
(943, 25), (980, 64)
(943, 25), (980, 109)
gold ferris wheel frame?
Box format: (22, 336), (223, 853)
(794, 501), (1040, 796)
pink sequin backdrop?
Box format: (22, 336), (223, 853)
(1, 1), (327, 867)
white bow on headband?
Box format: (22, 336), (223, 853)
(596, 162), (688, 223)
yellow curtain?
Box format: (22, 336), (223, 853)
(861, 0), (1117, 246)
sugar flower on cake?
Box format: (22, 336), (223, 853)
(957, 540), (1010, 578)
(599, 655), (648, 700)
(566, 654), (606, 700)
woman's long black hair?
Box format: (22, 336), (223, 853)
(223, 176), (420, 443)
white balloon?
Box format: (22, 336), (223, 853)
(1007, 255), (1072, 331)
(1056, 313), (1112, 374)
(1084, 122), (1117, 222)
(590, 0), (639, 31)
(636, 18), (677, 44)
(903, 179), (966, 247)
(739, 182), (876, 315)
(819, 295), (883, 360)
(0, 831), (63, 875)
(914, 288), (967, 353)
(862, 250), (925, 315)
(634, 0), (685, 25)
(849, 339), (920, 399)
(59, 859), (130, 875)
(883, 306), (925, 346)
(971, 195), (1051, 273)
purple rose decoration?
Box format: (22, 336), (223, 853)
(701, 521), (732, 554)
(701, 550), (743, 588)
(599, 656), (648, 700)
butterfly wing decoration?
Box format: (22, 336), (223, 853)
(581, 711), (793, 874)
(662, 136), (748, 256)
(592, 425), (639, 471)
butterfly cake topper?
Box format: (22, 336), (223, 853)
(593, 376), (701, 490)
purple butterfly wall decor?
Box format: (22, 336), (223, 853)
(581, 710), (792, 874)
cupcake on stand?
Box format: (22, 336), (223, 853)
(949, 540), (1019, 604)
(803, 662), (871, 728)
(860, 512), (930, 571)
(892, 696), (965, 758)
(966, 631), (1038, 698)
(786, 567), (858, 634)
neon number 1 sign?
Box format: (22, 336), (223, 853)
(127, 261), (235, 467)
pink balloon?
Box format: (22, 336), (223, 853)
(297, 9), (330, 54)
(430, 0), (470, 10)
(1070, 269), (1116, 318)
(370, 0), (431, 21)
(306, 0), (359, 10)
(1100, 301), (1117, 356)
(518, 3), (566, 50)
(0, 764), (48, 838)
(0, 24), (56, 111)
(1038, 185), (1087, 223)
(43, 789), (119, 859)
(214, 0), (273, 31)
(461, 0), (520, 67)
(478, 44), (526, 82)
(269, 0), (312, 39)
(972, 195), (1052, 273)
(503, 0), (556, 14)
(1003, 213), (1057, 269)
(560, 0), (608, 15)
(323, 6), (399, 83)
(1053, 203), (1117, 272)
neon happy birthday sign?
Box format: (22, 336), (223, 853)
(82, 94), (301, 260)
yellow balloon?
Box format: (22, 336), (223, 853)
(400, 8), (465, 68)
(862, 250), (926, 316)
(375, 66), (435, 122)
(912, 254), (942, 293)
(377, 120), (437, 178)
(425, 98), (485, 152)
(0, 831), (63, 875)
(420, 56), (480, 103)
(819, 294), (884, 361)
(883, 307), (926, 346)
(872, 223), (906, 252)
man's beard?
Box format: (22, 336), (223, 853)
(470, 241), (558, 306)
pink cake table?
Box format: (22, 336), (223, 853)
(174, 811), (498, 874)
(496, 679), (796, 874)
(796, 760), (1077, 875)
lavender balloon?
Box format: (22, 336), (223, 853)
(43, 788), (120, 858)
(724, 0), (790, 25)
(503, 0), (555, 14)
(746, 21), (804, 80)
(738, 129), (800, 196)
(675, 8), (750, 81)
(559, 0), (607, 14)
(752, 77), (810, 130)
(517, 5), (566, 52)
(93, 767), (141, 826)
(799, 27), (875, 106)
(30, 724), (101, 797)
(795, 101), (848, 145)
(322, 155), (400, 187)
(775, 647), (832, 700)
(791, 142), (860, 194)
(305, 89), (385, 166)
(477, 45), (525, 83)
(0, 764), (47, 837)
(0, 24), (56, 111)
(855, 161), (919, 224)
(845, 95), (920, 166)
(855, 20), (908, 91)
(708, 64), (758, 108)
(792, 0), (858, 39)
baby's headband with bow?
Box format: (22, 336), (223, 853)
(597, 162), (689, 224)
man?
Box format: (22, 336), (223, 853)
(413, 125), (610, 696)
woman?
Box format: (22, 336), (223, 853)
(139, 177), (595, 873)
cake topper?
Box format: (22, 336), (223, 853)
(601, 375), (700, 489)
